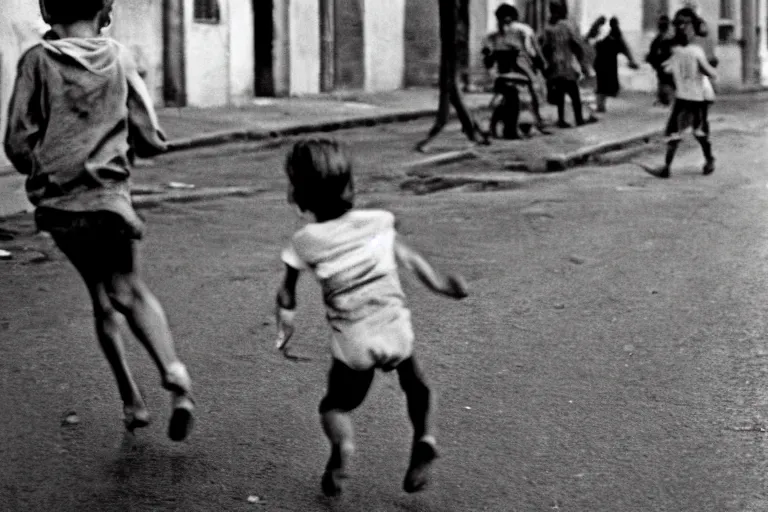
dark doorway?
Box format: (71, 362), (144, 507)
(333, 0), (365, 90)
(253, 0), (274, 96)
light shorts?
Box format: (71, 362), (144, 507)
(329, 307), (414, 371)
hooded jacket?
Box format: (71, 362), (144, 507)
(4, 36), (166, 234)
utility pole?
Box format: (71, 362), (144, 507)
(319, 0), (335, 92)
(759, 0), (768, 85)
(743, 0), (758, 85)
(163, 0), (186, 106)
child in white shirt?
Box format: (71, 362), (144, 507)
(653, 7), (718, 178)
(274, 139), (468, 496)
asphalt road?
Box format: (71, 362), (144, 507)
(2, 97), (768, 511)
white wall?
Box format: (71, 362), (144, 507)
(109, 1), (164, 104)
(288, 0), (320, 94)
(363, 0), (405, 91)
(0, 0), (49, 169)
(185, 0), (230, 106)
(229, 0), (255, 103)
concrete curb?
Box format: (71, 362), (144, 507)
(132, 186), (266, 208)
(545, 128), (661, 171)
(400, 149), (478, 170)
(165, 108), (445, 152)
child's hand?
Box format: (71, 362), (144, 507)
(446, 274), (469, 299)
(275, 307), (296, 350)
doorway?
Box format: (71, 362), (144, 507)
(253, 0), (275, 96)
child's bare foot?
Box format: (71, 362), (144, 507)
(403, 437), (439, 493)
(163, 362), (195, 442)
(168, 395), (195, 441)
(123, 404), (151, 432)
(321, 442), (353, 497)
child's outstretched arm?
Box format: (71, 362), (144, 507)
(395, 237), (468, 299)
(275, 264), (301, 350)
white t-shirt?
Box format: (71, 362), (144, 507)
(281, 209), (414, 370)
(663, 44), (715, 102)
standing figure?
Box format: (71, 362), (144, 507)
(274, 139), (468, 496)
(482, 4), (550, 138)
(4, 0), (195, 440)
(539, 1), (592, 127)
(593, 17), (640, 113)
(648, 8), (718, 178)
(646, 14), (675, 106)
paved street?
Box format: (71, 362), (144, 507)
(2, 95), (768, 511)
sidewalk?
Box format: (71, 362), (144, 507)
(158, 88), (494, 150)
(156, 87), (670, 166)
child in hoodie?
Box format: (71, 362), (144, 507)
(4, 0), (195, 441)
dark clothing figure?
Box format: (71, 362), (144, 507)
(594, 26), (636, 96)
(592, 18), (638, 111)
(646, 16), (675, 105)
(539, 5), (590, 127)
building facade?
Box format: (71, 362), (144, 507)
(2, 0), (767, 113)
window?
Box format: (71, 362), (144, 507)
(718, 0), (735, 42)
(194, 0), (220, 23)
(719, 0), (733, 19)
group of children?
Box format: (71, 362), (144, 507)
(4, 0), (468, 497)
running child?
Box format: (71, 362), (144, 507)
(4, 0), (195, 440)
(274, 139), (468, 496)
(650, 7), (718, 178)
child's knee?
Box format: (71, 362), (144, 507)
(319, 389), (367, 414)
(106, 274), (143, 312)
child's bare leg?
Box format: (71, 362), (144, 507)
(88, 281), (150, 430)
(695, 134), (715, 174)
(106, 242), (194, 441)
(657, 138), (679, 178)
(397, 357), (438, 493)
(318, 361), (374, 497)
(52, 231), (149, 431)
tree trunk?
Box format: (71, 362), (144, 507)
(416, 0), (488, 152)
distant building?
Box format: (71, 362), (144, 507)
(1, 0), (766, 112)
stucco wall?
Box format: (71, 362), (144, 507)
(289, 0), (320, 94)
(185, 0), (230, 106)
(109, 1), (164, 103)
(363, 0), (405, 91)
(229, 0), (255, 103)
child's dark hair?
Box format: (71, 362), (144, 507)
(495, 4), (518, 22)
(286, 139), (354, 221)
(672, 7), (706, 37)
(39, 0), (110, 25)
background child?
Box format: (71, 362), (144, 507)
(650, 7), (717, 179)
(4, 0), (194, 441)
(646, 14), (675, 106)
(274, 139), (468, 496)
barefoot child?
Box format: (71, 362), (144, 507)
(652, 7), (717, 178)
(274, 139), (468, 496)
(4, 0), (194, 440)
